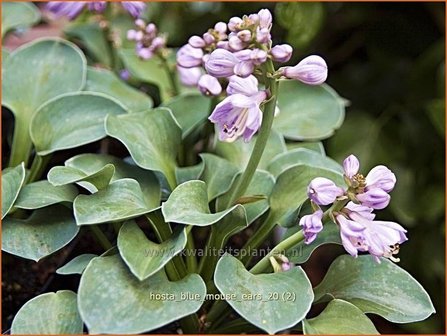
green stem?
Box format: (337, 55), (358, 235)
(225, 60), (278, 207)
(90, 225), (113, 251)
(210, 317), (262, 334)
(158, 54), (179, 96)
(9, 119), (32, 167)
(165, 168), (177, 192)
(185, 228), (198, 273)
(198, 228), (224, 283)
(27, 154), (51, 183)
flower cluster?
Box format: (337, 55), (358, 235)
(300, 154), (407, 263)
(176, 8), (328, 143)
(127, 20), (166, 60)
(46, 1), (146, 20)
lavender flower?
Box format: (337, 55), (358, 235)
(128, 20), (166, 61)
(299, 210), (324, 244)
(271, 44), (293, 63)
(119, 69), (131, 81)
(365, 165), (396, 193)
(258, 9), (273, 29)
(121, 2), (146, 18)
(177, 44), (204, 68)
(87, 2), (107, 13)
(177, 66), (202, 87)
(234, 61), (254, 78)
(198, 74), (222, 96)
(282, 55), (328, 85)
(356, 187), (390, 210)
(343, 154), (360, 179)
(307, 177), (344, 206)
(188, 36), (206, 48)
(205, 49), (239, 78)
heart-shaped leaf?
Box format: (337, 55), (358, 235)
(2, 205), (79, 261)
(199, 153), (239, 201)
(48, 164), (115, 193)
(302, 299), (379, 335)
(268, 148), (342, 178)
(314, 255), (436, 323)
(2, 2), (40, 38)
(85, 67), (153, 112)
(118, 221), (187, 281)
(31, 92), (127, 156)
(56, 254), (98, 275)
(215, 129), (286, 170)
(162, 180), (244, 226)
(78, 254), (206, 334)
(11, 290), (83, 334)
(286, 141), (325, 154)
(214, 254), (314, 334)
(15, 180), (78, 210)
(162, 93), (210, 138)
(74, 178), (156, 225)
(2, 162), (25, 219)
(274, 81), (346, 140)
(175, 162), (204, 185)
(105, 108), (181, 189)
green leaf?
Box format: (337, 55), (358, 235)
(162, 93), (210, 138)
(56, 254), (98, 275)
(11, 290), (83, 334)
(105, 108), (182, 188)
(162, 180), (245, 226)
(2, 205), (79, 261)
(215, 129), (287, 170)
(15, 180), (78, 210)
(268, 148), (342, 178)
(302, 299), (379, 335)
(270, 165), (344, 227)
(199, 153), (239, 201)
(64, 22), (112, 67)
(30, 92), (126, 156)
(48, 164), (115, 193)
(274, 81), (346, 140)
(118, 221), (187, 281)
(214, 254), (314, 334)
(119, 48), (173, 101)
(175, 162), (204, 185)
(85, 67), (153, 112)
(314, 255), (436, 323)
(216, 170), (275, 224)
(2, 162), (25, 219)
(74, 178), (156, 225)
(286, 141), (325, 155)
(2, 2), (40, 38)
(78, 254), (206, 333)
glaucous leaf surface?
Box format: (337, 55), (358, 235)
(85, 67), (153, 112)
(175, 162), (204, 185)
(1, 2), (40, 38)
(2, 205), (79, 261)
(199, 153), (239, 201)
(105, 108), (181, 188)
(302, 299), (379, 335)
(118, 221), (187, 281)
(268, 148), (342, 178)
(14, 180), (78, 210)
(162, 180), (244, 226)
(78, 254), (206, 334)
(286, 141), (325, 154)
(215, 129), (287, 170)
(11, 290), (83, 334)
(274, 81), (345, 140)
(314, 255), (436, 323)
(214, 254), (314, 334)
(31, 92), (126, 155)
(74, 178), (156, 225)
(56, 254), (98, 275)
(162, 93), (211, 138)
(2, 162), (25, 219)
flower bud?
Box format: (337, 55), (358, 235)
(269, 255), (292, 273)
(234, 61), (254, 78)
(177, 44), (203, 68)
(356, 188), (391, 210)
(205, 49), (239, 77)
(345, 202), (376, 221)
(137, 47), (153, 60)
(299, 210), (323, 244)
(228, 36), (245, 51)
(188, 35), (206, 48)
(135, 19), (146, 29)
(228, 17), (243, 31)
(307, 177), (344, 205)
(127, 29), (142, 41)
(177, 66), (202, 87)
(271, 44), (293, 63)
(151, 36), (165, 50)
(233, 49), (251, 61)
(237, 29), (252, 42)
(203, 32), (215, 45)
(214, 21), (227, 34)
(343, 154), (360, 179)
(88, 2), (107, 13)
(119, 69), (131, 81)
(258, 9), (272, 29)
(282, 55), (328, 85)
(198, 74), (222, 96)
(249, 13), (260, 24)
(365, 165), (396, 193)
(250, 48), (267, 65)
(216, 41), (230, 50)
(256, 27), (271, 44)
(145, 23), (157, 35)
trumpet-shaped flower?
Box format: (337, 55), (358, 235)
(299, 210), (324, 244)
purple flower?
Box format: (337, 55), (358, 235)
(136, 46), (153, 60)
(121, 2), (146, 18)
(205, 49), (239, 78)
(282, 55), (328, 85)
(127, 29), (143, 41)
(228, 36), (246, 51)
(203, 32), (216, 45)
(237, 30), (252, 42)
(177, 66), (202, 87)
(188, 36), (206, 48)
(46, 2), (86, 20)
(271, 44), (293, 63)
(214, 22), (227, 35)
(343, 154), (360, 179)
(226, 75), (258, 96)
(256, 27), (271, 44)
(307, 177), (344, 206)
(87, 1), (106, 13)
(356, 187), (390, 210)
(365, 165), (396, 193)
(299, 210), (324, 244)
(250, 49), (267, 65)
(234, 61), (254, 78)
(228, 17), (243, 32)
(344, 202), (375, 221)
(258, 9), (273, 29)
(198, 74), (222, 96)
(177, 44), (204, 68)
(119, 69), (131, 81)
